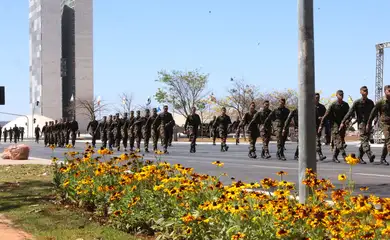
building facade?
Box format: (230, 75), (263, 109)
(29, 0), (93, 132)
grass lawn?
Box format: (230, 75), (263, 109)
(0, 164), (153, 240)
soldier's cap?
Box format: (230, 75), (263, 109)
(336, 90), (344, 95)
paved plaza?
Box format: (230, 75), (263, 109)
(1, 140), (390, 197)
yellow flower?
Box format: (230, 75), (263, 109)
(345, 154), (359, 165)
(338, 174), (347, 181)
(360, 186), (369, 191)
(51, 157), (59, 163)
(66, 144), (73, 149)
(276, 171), (288, 176)
(49, 144), (56, 150)
(212, 161), (224, 167)
(231, 232), (246, 240)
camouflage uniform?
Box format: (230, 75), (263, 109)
(98, 117), (108, 148)
(121, 113), (129, 151)
(315, 102), (327, 160)
(113, 114), (122, 150)
(184, 113), (201, 153)
(368, 98), (390, 165)
(250, 108), (272, 158)
(284, 109), (298, 160)
(213, 114), (232, 152)
(87, 118), (99, 148)
(320, 100), (349, 162)
(209, 117), (218, 145)
(342, 98), (375, 163)
(42, 123), (49, 146)
(149, 110), (159, 151)
(240, 110), (258, 158)
(70, 119), (79, 147)
(142, 109), (154, 152)
(231, 118), (241, 145)
(152, 110), (175, 153)
(133, 111), (143, 150)
(264, 107), (290, 160)
(128, 111), (135, 151)
(107, 116), (114, 150)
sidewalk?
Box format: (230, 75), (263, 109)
(0, 157), (51, 165)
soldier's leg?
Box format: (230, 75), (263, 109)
(129, 133), (135, 151)
(359, 123), (374, 163)
(338, 128), (347, 158)
(331, 129), (341, 163)
(161, 128), (168, 152)
(294, 141), (299, 160)
(316, 131), (326, 161)
(381, 143), (389, 164)
(71, 132), (76, 146)
(248, 133), (257, 158)
(115, 135), (121, 151)
(136, 133), (141, 150)
(168, 131), (173, 146)
(189, 128), (195, 153)
(144, 134), (150, 152)
(275, 128), (285, 160)
(122, 135), (128, 150)
(21, 133), (23, 141)
(235, 129), (240, 145)
(102, 135), (107, 148)
(212, 130), (217, 145)
(382, 125), (390, 165)
(263, 130), (272, 159)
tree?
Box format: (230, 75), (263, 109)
(259, 89), (298, 110)
(216, 79), (261, 119)
(154, 69), (209, 118)
(67, 97), (109, 121)
(115, 92), (134, 116)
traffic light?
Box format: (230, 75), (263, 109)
(34, 118), (36, 124)
(0, 86), (4, 105)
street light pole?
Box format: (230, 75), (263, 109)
(298, 0), (317, 204)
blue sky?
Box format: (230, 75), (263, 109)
(1, 0), (390, 121)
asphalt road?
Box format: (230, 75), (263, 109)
(1, 140), (390, 197)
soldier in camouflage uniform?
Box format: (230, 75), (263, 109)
(184, 106), (201, 153)
(60, 119), (67, 147)
(70, 117), (79, 147)
(209, 116), (218, 145)
(239, 102), (259, 158)
(264, 98), (290, 161)
(213, 107), (232, 152)
(152, 105), (175, 153)
(121, 113), (129, 151)
(368, 85), (390, 165)
(133, 110), (144, 150)
(231, 117), (241, 145)
(315, 93), (327, 161)
(148, 108), (159, 151)
(87, 116), (99, 148)
(283, 108), (298, 160)
(98, 116), (108, 148)
(341, 86), (374, 164)
(141, 109), (152, 152)
(53, 120), (58, 146)
(249, 100), (272, 159)
(128, 111), (136, 151)
(107, 115), (114, 150)
(113, 113), (122, 151)
(319, 90), (349, 163)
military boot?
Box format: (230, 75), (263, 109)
(145, 148), (149, 153)
(380, 147), (389, 165)
(261, 149), (265, 159)
(265, 150), (271, 159)
(366, 151), (375, 163)
(224, 144), (229, 151)
(317, 151), (326, 161)
(332, 149), (341, 163)
(248, 150), (257, 159)
(220, 143), (225, 152)
(381, 158), (389, 165)
(358, 147), (367, 164)
(278, 148), (286, 161)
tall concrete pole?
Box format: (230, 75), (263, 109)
(298, 0), (317, 204)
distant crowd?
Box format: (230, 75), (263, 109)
(0, 125), (25, 143)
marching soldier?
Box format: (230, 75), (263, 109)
(184, 106), (201, 153)
(368, 85), (390, 165)
(283, 109), (298, 160)
(264, 98), (290, 161)
(240, 102), (259, 158)
(249, 100), (272, 159)
(9, 127), (13, 143)
(209, 116), (218, 145)
(128, 111), (135, 151)
(113, 113), (122, 151)
(231, 117), (241, 145)
(3, 127), (7, 142)
(133, 110), (144, 150)
(149, 108), (159, 151)
(152, 105), (175, 153)
(141, 109), (152, 152)
(107, 115), (114, 150)
(213, 107), (232, 152)
(87, 116), (99, 148)
(0, 125), (2, 142)
(319, 90), (349, 163)
(19, 126), (24, 142)
(12, 125), (19, 144)
(70, 117), (79, 147)
(35, 125), (41, 143)
(315, 93), (327, 161)
(98, 116), (108, 148)
(42, 122), (49, 146)
(53, 120), (58, 146)
(341, 86), (374, 164)
(121, 113), (129, 151)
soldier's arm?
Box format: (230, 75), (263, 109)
(264, 110), (275, 126)
(283, 110), (294, 132)
(184, 116), (189, 130)
(319, 104), (333, 128)
(152, 115), (160, 129)
(368, 101), (381, 126)
(248, 112), (259, 127)
(341, 100), (357, 125)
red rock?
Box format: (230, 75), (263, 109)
(1, 144), (30, 160)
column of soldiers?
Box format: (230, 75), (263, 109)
(90, 105), (175, 154)
(39, 118), (79, 148)
(1, 125), (21, 143)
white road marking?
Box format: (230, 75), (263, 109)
(355, 173), (390, 178)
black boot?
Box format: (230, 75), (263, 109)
(332, 149), (341, 163)
(358, 147), (367, 164)
(236, 139), (239, 145)
(261, 149), (265, 159)
(381, 158), (389, 165)
(279, 148), (286, 161)
(366, 151), (375, 163)
(294, 148), (299, 160)
(225, 144), (229, 151)
(317, 151), (326, 161)
(220, 144), (225, 152)
(265, 150), (271, 159)
(248, 150), (257, 159)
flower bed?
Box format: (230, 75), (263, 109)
(52, 145), (390, 239)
